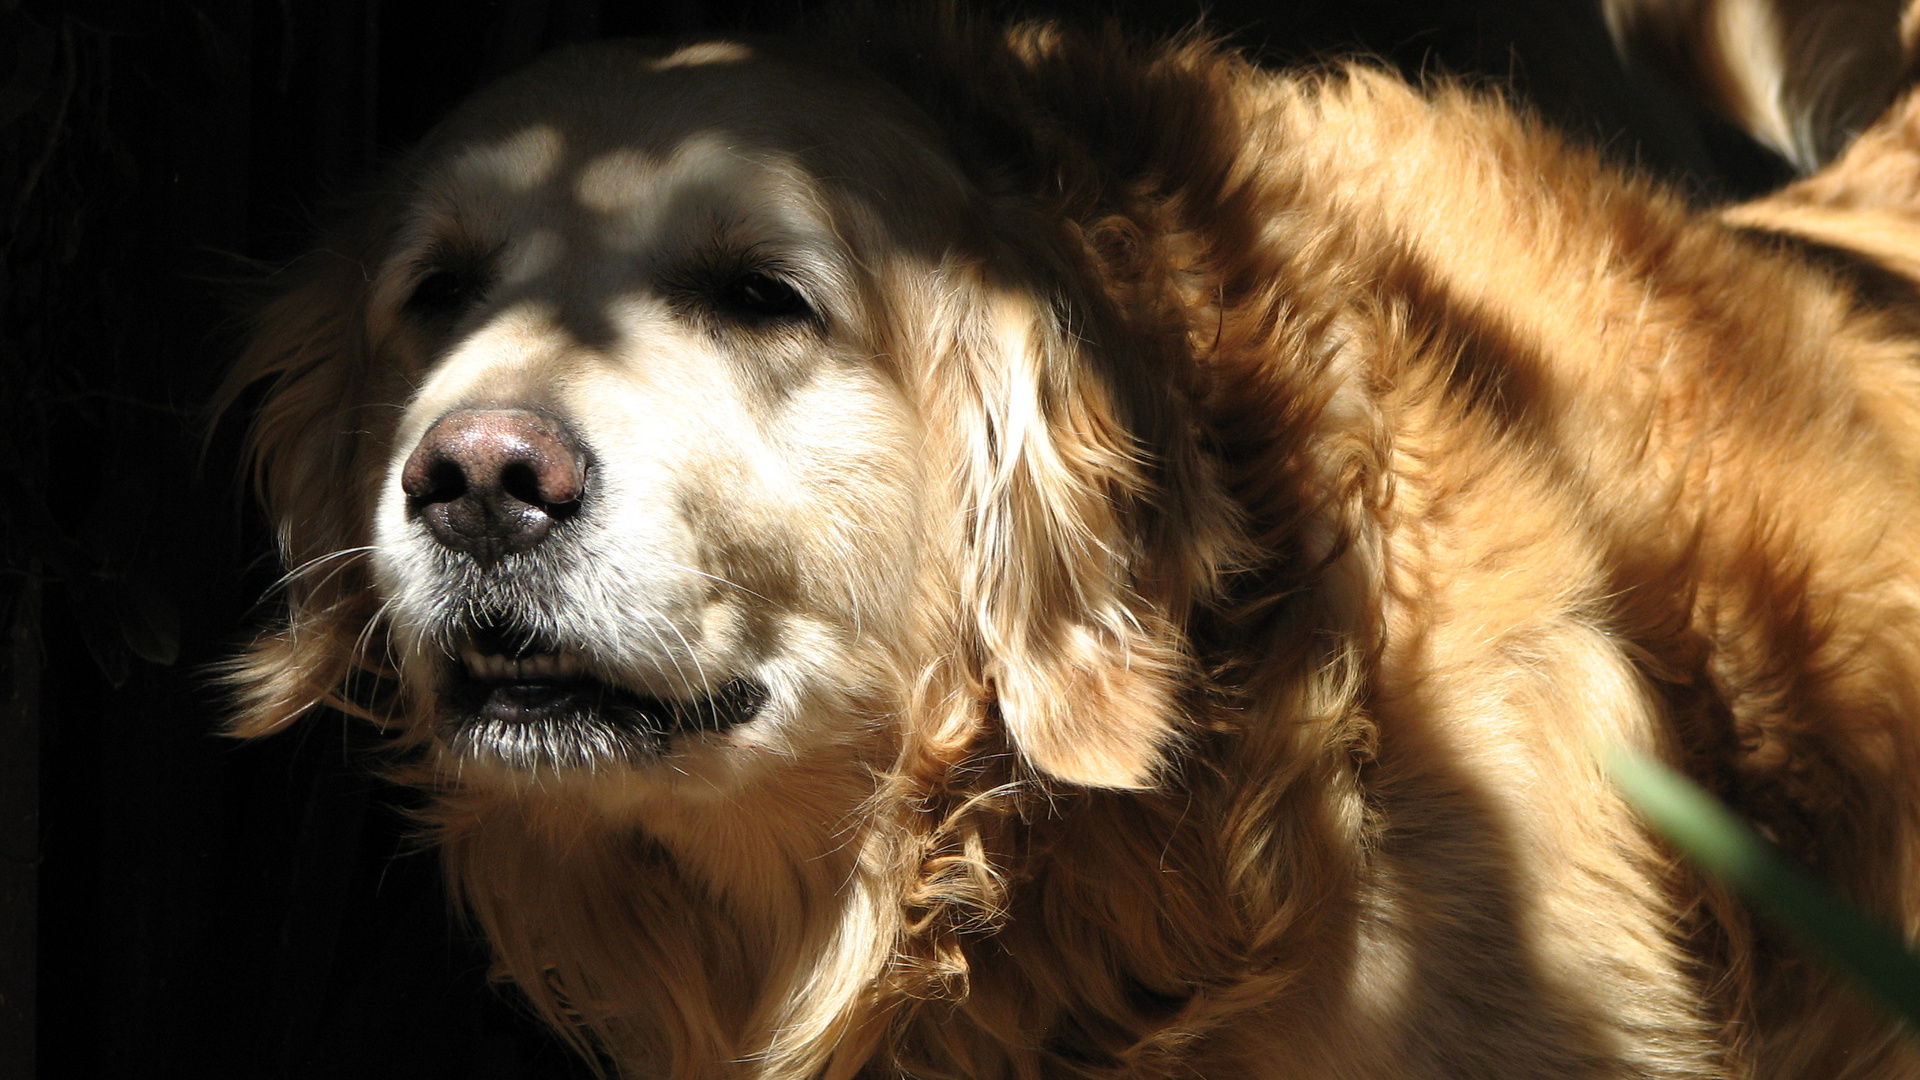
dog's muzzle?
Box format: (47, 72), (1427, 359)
(396, 409), (771, 766)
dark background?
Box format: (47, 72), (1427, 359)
(0, 1), (1787, 1077)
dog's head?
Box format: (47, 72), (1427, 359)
(229, 38), (1229, 811)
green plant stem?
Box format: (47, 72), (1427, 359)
(1606, 746), (1920, 1029)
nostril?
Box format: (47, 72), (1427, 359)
(414, 458), (470, 511)
(499, 460), (543, 509)
(498, 458), (584, 521)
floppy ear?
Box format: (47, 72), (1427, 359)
(217, 248), (389, 737)
(936, 270), (1199, 789)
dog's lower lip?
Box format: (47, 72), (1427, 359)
(438, 651), (772, 760)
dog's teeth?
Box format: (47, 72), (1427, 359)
(462, 649), (509, 680)
(460, 643), (585, 682)
(522, 652), (576, 679)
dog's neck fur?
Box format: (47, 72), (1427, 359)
(435, 766), (905, 1077)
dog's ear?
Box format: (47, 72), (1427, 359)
(933, 267), (1200, 789)
(217, 246), (387, 737)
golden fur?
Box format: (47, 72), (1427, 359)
(226, 10), (1920, 1079)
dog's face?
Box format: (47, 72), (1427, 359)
(357, 45), (979, 801)
(238, 38), (1209, 845)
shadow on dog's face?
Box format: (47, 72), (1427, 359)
(362, 42), (978, 808)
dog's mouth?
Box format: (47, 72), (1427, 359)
(437, 621), (769, 768)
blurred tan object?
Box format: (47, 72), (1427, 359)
(1606, 0), (1907, 169)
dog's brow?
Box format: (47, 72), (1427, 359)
(452, 124), (567, 193)
(574, 146), (667, 213)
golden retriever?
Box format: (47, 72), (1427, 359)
(225, 8), (1920, 1078)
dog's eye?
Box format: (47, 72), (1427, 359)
(404, 264), (489, 321)
(713, 271), (813, 323)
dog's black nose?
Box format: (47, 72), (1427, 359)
(401, 409), (586, 567)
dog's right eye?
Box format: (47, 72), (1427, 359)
(404, 263), (490, 322)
